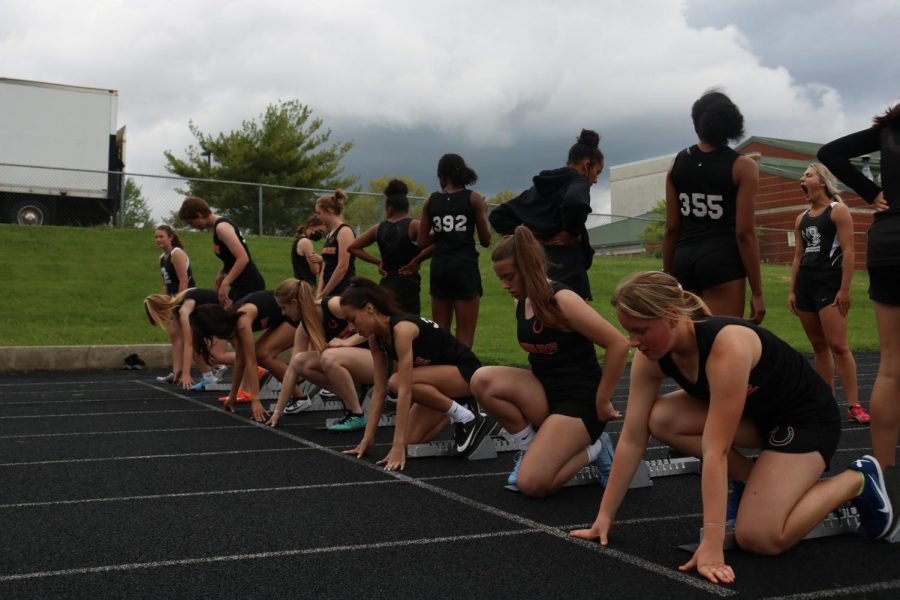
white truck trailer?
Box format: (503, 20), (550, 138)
(0, 78), (125, 225)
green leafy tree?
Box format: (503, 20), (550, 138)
(487, 188), (518, 207)
(639, 199), (667, 257)
(163, 100), (356, 235)
(342, 176), (428, 231)
(122, 178), (154, 229)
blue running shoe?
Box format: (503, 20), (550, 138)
(594, 432), (615, 486)
(848, 454), (892, 540)
(506, 450), (525, 488)
(726, 480), (745, 528)
(190, 375), (216, 392)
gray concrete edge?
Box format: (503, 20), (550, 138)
(0, 344), (171, 372)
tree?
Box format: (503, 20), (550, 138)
(163, 100), (356, 236)
(639, 199), (667, 257)
(342, 175), (428, 231)
(122, 178), (154, 229)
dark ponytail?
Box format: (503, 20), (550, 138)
(156, 224), (185, 249)
(189, 304), (240, 363)
(437, 153), (478, 187)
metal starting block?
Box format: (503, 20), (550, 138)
(206, 373), (282, 394)
(554, 456), (698, 492)
(645, 456), (702, 478)
(678, 504), (860, 552)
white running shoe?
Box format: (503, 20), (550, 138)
(283, 398), (312, 414)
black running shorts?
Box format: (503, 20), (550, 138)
(381, 274), (422, 315)
(868, 265), (900, 306)
(544, 245), (592, 300)
(429, 256), (482, 300)
(794, 268), (842, 312)
(760, 419), (841, 468)
(671, 239), (746, 294)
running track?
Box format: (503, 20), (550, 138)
(1, 355), (897, 599)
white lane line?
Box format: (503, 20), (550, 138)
(0, 380), (150, 388)
(0, 396), (182, 405)
(0, 409), (209, 419)
(0, 425), (249, 439)
(0, 447), (306, 467)
(0, 480), (400, 509)
(0, 530), (538, 583)
(140, 381), (735, 597)
(562, 513), (703, 530)
(760, 580), (900, 600)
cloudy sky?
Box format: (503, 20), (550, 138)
(2, 0), (898, 219)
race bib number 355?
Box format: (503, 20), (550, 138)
(679, 193), (723, 219)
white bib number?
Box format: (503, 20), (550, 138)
(679, 193), (723, 219)
(432, 214), (467, 232)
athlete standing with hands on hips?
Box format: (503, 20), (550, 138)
(789, 163), (869, 424)
(571, 272), (898, 584)
(418, 154), (491, 347)
(663, 90), (765, 322)
(178, 197), (265, 306)
(818, 103), (900, 471)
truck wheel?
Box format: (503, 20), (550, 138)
(14, 200), (48, 225)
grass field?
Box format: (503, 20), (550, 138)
(0, 224), (879, 364)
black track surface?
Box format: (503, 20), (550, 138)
(1, 355), (898, 599)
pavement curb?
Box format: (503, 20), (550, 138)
(0, 344), (171, 372)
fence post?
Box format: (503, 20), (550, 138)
(118, 172), (126, 228)
(258, 186), (263, 235)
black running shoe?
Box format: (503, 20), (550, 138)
(454, 412), (494, 457)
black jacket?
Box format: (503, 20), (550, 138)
(489, 166), (594, 267)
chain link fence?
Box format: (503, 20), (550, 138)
(7, 161), (868, 268)
(0, 162), (426, 236)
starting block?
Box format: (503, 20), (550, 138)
(678, 504), (860, 552)
(206, 372), (281, 395)
(406, 426), (515, 461)
(504, 458), (654, 492)
(558, 456), (699, 491)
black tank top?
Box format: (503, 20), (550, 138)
(657, 316), (839, 430)
(427, 189), (478, 259)
(377, 314), (480, 368)
(290, 236), (317, 287)
(159, 248), (195, 295)
(321, 223), (356, 294)
(181, 288), (218, 307)
(230, 290), (285, 332)
(320, 297), (354, 342)
(377, 218), (419, 275)
(516, 284), (602, 387)
(670, 145), (740, 245)
(799, 203), (842, 270)
(212, 217), (265, 291)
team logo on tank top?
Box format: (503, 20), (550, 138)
(803, 226), (822, 254)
